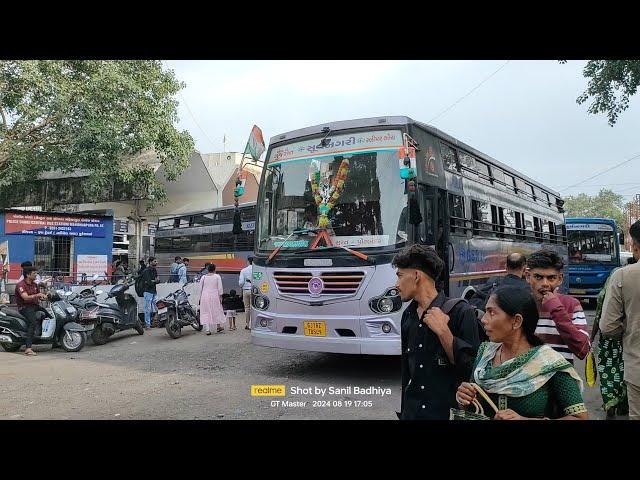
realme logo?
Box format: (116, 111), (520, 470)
(251, 385), (286, 397)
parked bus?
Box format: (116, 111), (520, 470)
(250, 116), (567, 355)
(566, 217), (622, 305)
(154, 202), (256, 292)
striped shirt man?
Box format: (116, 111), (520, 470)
(535, 294), (590, 363)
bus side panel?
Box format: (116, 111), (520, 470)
(449, 235), (569, 297)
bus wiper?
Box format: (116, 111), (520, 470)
(266, 228), (316, 265)
(292, 245), (373, 264)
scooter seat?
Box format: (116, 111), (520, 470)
(1, 307), (27, 321)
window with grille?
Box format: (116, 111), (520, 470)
(34, 236), (72, 276)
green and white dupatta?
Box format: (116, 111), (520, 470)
(473, 342), (584, 398)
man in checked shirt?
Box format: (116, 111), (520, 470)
(526, 249), (590, 364)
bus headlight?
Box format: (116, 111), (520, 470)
(369, 288), (402, 314)
(378, 297), (394, 313)
(253, 295), (269, 310)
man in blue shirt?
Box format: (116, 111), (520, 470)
(178, 258), (189, 285)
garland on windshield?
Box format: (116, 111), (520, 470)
(310, 157), (350, 228)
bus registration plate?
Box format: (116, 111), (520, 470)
(304, 321), (326, 337)
(570, 289), (587, 295)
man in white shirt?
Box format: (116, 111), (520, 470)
(238, 256), (254, 330)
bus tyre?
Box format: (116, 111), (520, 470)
(1, 342), (21, 352)
(166, 313), (182, 339)
(91, 326), (109, 345)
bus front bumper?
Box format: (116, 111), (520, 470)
(251, 329), (400, 355)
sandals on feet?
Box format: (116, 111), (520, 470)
(25, 350), (37, 356)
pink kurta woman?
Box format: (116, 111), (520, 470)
(198, 264), (226, 334)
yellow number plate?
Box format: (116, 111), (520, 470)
(570, 289), (587, 295)
(303, 321), (326, 337)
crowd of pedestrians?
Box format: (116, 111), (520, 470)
(395, 219), (640, 420)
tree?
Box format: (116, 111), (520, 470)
(564, 189), (625, 226)
(0, 60), (194, 206)
(564, 60), (640, 126)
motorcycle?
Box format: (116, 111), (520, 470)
(69, 277), (143, 345)
(156, 279), (202, 339)
(0, 288), (88, 353)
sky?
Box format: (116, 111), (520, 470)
(164, 60), (640, 203)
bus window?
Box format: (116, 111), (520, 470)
(548, 221), (555, 243)
(514, 212), (524, 239)
(191, 214), (215, 227)
(492, 168), (506, 190)
(523, 214), (535, 239)
(491, 205), (501, 234)
(440, 143), (458, 171)
(158, 219), (173, 230)
(542, 220), (550, 241)
(503, 173), (516, 193)
(472, 200), (494, 237)
(476, 161), (491, 185)
(533, 217), (544, 242)
(503, 208), (517, 237)
(459, 152), (477, 180)
(533, 187), (546, 206)
(216, 210), (234, 224)
(155, 237), (173, 250)
(448, 193), (465, 233)
(515, 178), (528, 199)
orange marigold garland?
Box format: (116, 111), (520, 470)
(310, 157), (350, 228)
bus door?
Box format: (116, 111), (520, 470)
(414, 185), (450, 293)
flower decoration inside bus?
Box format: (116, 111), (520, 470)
(310, 156), (351, 229)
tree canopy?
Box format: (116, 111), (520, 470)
(566, 60), (640, 126)
(0, 60), (194, 206)
(564, 189), (625, 226)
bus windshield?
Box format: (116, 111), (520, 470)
(258, 144), (408, 252)
(567, 226), (617, 264)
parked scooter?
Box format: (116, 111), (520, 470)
(0, 288), (88, 353)
(70, 277), (143, 345)
(156, 279), (202, 339)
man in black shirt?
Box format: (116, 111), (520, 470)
(468, 253), (528, 310)
(142, 257), (160, 329)
(393, 244), (482, 420)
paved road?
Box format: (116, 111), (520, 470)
(0, 306), (616, 420)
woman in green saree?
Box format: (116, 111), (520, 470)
(456, 286), (588, 420)
(591, 260), (633, 418)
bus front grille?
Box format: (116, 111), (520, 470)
(273, 271), (365, 295)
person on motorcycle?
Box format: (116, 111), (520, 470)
(16, 266), (48, 356)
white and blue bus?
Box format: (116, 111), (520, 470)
(566, 217), (622, 305)
(250, 116), (568, 355)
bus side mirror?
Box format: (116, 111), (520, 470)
(619, 232), (625, 246)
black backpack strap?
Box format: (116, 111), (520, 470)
(441, 298), (468, 315)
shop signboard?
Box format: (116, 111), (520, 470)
(4, 212), (106, 237)
(76, 254), (108, 282)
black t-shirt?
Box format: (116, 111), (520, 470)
(142, 266), (158, 294)
(399, 291), (482, 420)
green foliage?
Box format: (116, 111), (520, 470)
(568, 60), (640, 126)
(564, 189), (625, 225)
(0, 60), (194, 206)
